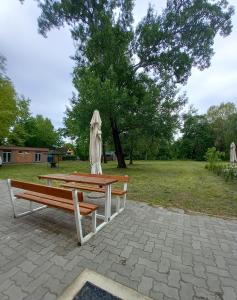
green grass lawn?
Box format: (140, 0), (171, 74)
(1, 160), (237, 217)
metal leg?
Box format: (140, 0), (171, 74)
(7, 180), (47, 217)
(105, 184), (112, 222)
(116, 196), (120, 213)
(14, 205), (47, 218)
(123, 182), (128, 209)
(72, 190), (83, 245)
(7, 179), (17, 218)
(47, 179), (52, 186)
(92, 211), (96, 233)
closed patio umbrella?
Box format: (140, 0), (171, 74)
(230, 142), (237, 163)
(90, 110), (102, 174)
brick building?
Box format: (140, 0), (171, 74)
(0, 146), (49, 164)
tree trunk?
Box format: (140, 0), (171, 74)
(129, 148), (133, 165)
(110, 117), (126, 168)
(102, 141), (107, 163)
(145, 151), (148, 160)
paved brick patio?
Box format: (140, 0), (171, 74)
(0, 180), (237, 300)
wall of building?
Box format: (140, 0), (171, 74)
(0, 149), (48, 164)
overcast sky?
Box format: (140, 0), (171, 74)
(0, 0), (236, 128)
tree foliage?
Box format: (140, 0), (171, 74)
(177, 113), (214, 160)
(0, 55), (17, 143)
(206, 102), (237, 152)
(176, 102), (237, 161)
(0, 55), (60, 148)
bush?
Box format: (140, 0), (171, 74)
(204, 147), (225, 171)
(205, 147), (237, 181)
(222, 164), (237, 181)
(62, 155), (77, 161)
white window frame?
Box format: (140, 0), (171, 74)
(35, 153), (41, 162)
(3, 152), (11, 163)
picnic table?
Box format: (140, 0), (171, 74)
(38, 173), (117, 225)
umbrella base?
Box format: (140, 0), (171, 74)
(87, 192), (105, 199)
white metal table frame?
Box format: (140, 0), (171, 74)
(40, 174), (116, 231)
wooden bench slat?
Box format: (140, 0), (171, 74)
(17, 191), (98, 211)
(15, 193), (92, 215)
(71, 173), (129, 182)
(61, 183), (126, 196)
(11, 180), (75, 200)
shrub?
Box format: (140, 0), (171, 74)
(204, 147), (225, 171)
(205, 147), (237, 181)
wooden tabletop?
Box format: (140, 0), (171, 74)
(38, 173), (118, 186)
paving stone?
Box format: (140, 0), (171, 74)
(111, 262), (133, 277)
(193, 263), (206, 278)
(43, 277), (64, 295)
(181, 273), (207, 288)
(206, 265), (230, 277)
(138, 276), (153, 296)
(42, 292), (57, 300)
(3, 285), (28, 300)
(215, 255), (227, 269)
(144, 268), (168, 284)
(153, 281), (179, 299)
(182, 252), (192, 266)
(131, 264), (145, 281)
(194, 287), (218, 300)
(115, 274), (138, 291)
(121, 245), (133, 258)
(0, 279), (14, 292)
(220, 276), (237, 289)
(222, 286), (237, 300)
(22, 273), (50, 293)
(12, 270), (32, 286)
(159, 258), (170, 274)
(24, 286), (48, 300)
(206, 273), (222, 293)
(179, 281), (194, 300)
(0, 267), (20, 282)
(50, 255), (68, 267)
(138, 257), (158, 270)
(0, 293), (8, 300)
(168, 270), (180, 288)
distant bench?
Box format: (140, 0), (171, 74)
(62, 173), (129, 217)
(8, 179), (99, 245)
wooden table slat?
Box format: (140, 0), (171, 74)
(38, 174), (118, 186)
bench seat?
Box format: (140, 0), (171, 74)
(61, 183), (126, 196)
(15, 191), (98, 215)
(8, 179), (100, 245)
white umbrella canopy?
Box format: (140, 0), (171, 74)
(89, 110), (102, 174)
(230, 142), (237, 163)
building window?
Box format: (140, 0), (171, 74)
(35, 153), (41, 162)
(3, 152), (11, 163)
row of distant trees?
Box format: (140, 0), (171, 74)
(174, 102), (237, 161)
(73, 101), (237, 162)
(0, 56), (61, 148)
(1, 52), (236, 161)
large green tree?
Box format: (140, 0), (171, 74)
(177, 112), (215, 160)
(34, 0), (234, 167)
(8, 97), (31, 146)
(206, 102), (237, 152)
(0, 55), (17, 143)
(23, 115), (60, 148)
